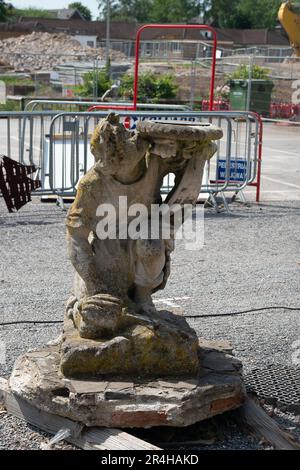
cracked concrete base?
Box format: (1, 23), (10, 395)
(9, 339), (246, 428)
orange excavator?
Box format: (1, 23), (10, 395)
(278, 1), (300, 56)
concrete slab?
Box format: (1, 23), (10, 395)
(9, 340), (245, 428)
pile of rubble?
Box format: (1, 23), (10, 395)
(0, 32), (126, 71)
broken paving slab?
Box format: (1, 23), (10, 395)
(9, 341), (246, 428)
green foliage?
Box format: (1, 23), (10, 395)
(0, 75), (35, 86)
(1, 1), (19, 21)
(6, 2), (92, 21)
(227, 64), (271, 81)
(68, 2), (92, 21)
(0, 100), (23, 111)
(119, 72), (178, 103)
(208, 0), (243, 28)
(97, 0), (200, 22)
(99, 0), (153, 22)
(154, 74), (179, 101)
(206, 0), (282, 29)
(74, 70), (112, 98)
(237, 0), (282, 29)
(9, 7), (55, 18)
(149, 0), (200, 23)
(0, 0), (7, 22)
(97, 0), (281, 27)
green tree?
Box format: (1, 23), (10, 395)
(236, 0), (282, 29)
(97, 0), (200, 23)
(119, 72), (178, 103)
(208, 0), (242, 28)
(68, 2), (92, 21)
(0, 1), (10, 21)
(207, 0), (282, 29)
(227, 64), (271, 80)
(150, 0), (200, 23)
(8, 7), (54, 18)
(98, 0), (282, 28)
(98, 0), (153, 21)
(74, 70), (112, 98)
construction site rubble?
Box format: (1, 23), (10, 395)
(0, 32), (126, 71)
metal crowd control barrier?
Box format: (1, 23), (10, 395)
(0, 110), (262, 206)
(0, 110), (57, 167)
(46, 111), (262, 208)
(25, 100), (192, 112)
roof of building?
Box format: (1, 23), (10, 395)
(11, 18), (133, 37)
(0, 19), (290, 47)
(46, 9), (85, 21)
(214, 28), (289, 46)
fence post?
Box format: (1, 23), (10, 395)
(247, 56), (253, 112)
(190, 61), (196, 110)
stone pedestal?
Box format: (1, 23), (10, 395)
(9, 337), (245, 428)
(61, 310), (199, 379)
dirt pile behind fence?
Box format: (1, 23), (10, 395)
(0, 32), (126, 71)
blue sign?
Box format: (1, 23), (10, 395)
(217, 159), (248, 182)
(122, 115), (199, 130)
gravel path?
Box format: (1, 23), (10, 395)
(0, 198), (299, 450)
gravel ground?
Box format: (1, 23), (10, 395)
(0, 197), (299, 450)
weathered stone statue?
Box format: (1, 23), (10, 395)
(9, 114), (246, 428)
(67, 115), (220, 318)
(61, 113), (222, 377)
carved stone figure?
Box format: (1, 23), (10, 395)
(60, 113), (223, 377)
(9, 114), (247, 428)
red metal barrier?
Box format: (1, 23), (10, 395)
(269, 102), (299, 119)
(202, 99), (229, 111)
(293, 104), (300, 117)
(88, 24), (217, 112)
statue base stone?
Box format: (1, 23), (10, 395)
(9, 338), (246, 428)
(61, 310), (200, 378)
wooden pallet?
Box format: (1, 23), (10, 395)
(0, 378), (160, 450)
(236, 397), (300, 451)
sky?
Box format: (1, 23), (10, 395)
(10, 1), (100, 20)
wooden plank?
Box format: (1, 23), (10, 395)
(0, 378), (160, 450)
(80, 428), (159, 451)
(238, 397), (300, 450)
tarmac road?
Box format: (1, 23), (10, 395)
(246, 122), (300, 201)
(0, 198), (299, 449)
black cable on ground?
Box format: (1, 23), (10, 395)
(0, 306), (299, 326)
(0, 320), (63, 326)
(184, 306), (300, 319)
